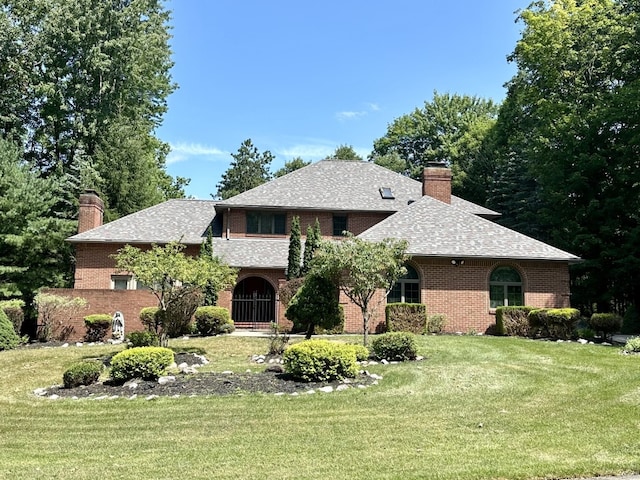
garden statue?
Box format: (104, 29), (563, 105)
(112, 312), (125, 340)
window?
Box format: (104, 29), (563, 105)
(333, 215), (348, 236)
(387, 264), (420, 304)
(379, 187), (395, 199)
(489, 266), (523, 308)
(111, 275), (133, 290)
(246, 211), (286, 235)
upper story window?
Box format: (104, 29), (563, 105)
(489, 266), (523, 308)
(246, 211), (286, 235)
(387, 264), (420, 304)
(111, 275), (150, 290)
(333, 215), (348, 236)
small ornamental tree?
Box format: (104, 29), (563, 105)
(312, 235), (409, 346)
(286, 216), (301, 280)
(285, 271), (342, 339)
(112, 242), (237, 340)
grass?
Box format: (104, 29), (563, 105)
(1, 335), (640, 479)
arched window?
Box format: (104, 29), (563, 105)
(489, 266), (523, 308)
(387, 265), (420, 304)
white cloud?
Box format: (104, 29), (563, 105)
(279, 144), (334, 160)
(335, 103), (380, 121)
(166, 142), (227, 164)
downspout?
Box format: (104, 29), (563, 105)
(226, 208), (230, 240)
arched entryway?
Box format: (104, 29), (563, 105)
(232, 277), (276, 328)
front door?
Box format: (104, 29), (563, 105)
(231, 277), (275, 328)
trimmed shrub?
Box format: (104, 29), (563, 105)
(195, 306), (233, 336)
(385, 303), (427, 334)
(621, 336), (640, 354)
(346, 343), (370, 362)
(495, 306), (536, 336)
(0, 308), (20, 351)
(278, 277), (305, 309)
(0, 299), (25, 334)
(83, 314), (112, 342)
(575, 327), (596, 340)
(126, 330), (160, 348)
(426, 314), (447, 334)
(63, 361), (103, 388)
(529, 308), (580, 340)
(371, 332), (418, 361)
(283, 340), (358, 382)
(140, 307), (160, 331)
(589, 313), (623, 340)
(110, 346), (174, 382)
(622, 305), (640, 335)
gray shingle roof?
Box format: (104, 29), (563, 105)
(213, 238), (289, 268)
(67, 199), (217, 245)
(217, 159), (499, 217)
(358, 195), (580, 262)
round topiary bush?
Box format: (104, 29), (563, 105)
(83, 314), (112, 342)
(110, 346), (174, 383)
(63, 361), (104, 388)
(194, 306), (233, 336)
(0, 308), (20, 351)
(589, 313), (623, 340)
(622, 336), (640, 354)
(282, 340), (358, 382)
(139, 307), (160, 331)
(126, 330), (160, 347)
(371, 332), (418, 361)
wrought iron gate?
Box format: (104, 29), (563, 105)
(232, 291), (275, 328)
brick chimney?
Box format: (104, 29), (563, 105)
(422, 162), (452, 204)
(78, 190), (104, 233)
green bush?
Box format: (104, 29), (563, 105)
(385, 303), (427, 334)
(575, 327), (596, 340)
(63, 361), (103, 388)
(621, 336), (640, 354)
(495, 306), (536, 336)
(126, 330), (160, 347)
(589, 313), (623, 340)
(194, 306), (233, 336)
(621, 305), (640, 335)
(160, 288), (203, 338)
(346, 343), (370, 362)
(0, 299), (25, 334)
(283, 340), (358, 382)
(371, 332), (418, 361)
(110, 346), (174, 383)
(0, 308), (20, 351)
(529, 308), (580, 340)
(139, 307), (160, 331)
(83, 314), (112, 342)
(426, 313), (447, 334)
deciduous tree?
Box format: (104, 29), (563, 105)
(312, 235), (409, 345)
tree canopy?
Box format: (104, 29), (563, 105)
(311, 235), (409, 345)
(214, 139), (274, 199)
(372, 91), (499, 201)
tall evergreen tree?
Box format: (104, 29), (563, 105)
(286, 216), (301, 280)
(214, 139), (274, 199)
(302, 219), (321, 275)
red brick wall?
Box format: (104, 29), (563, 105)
(423, 167), (452, 204)
(224, 208), (390, 239)
(78, 192), (104, 233)
(74, 243), (200, 289)
(71, 242), (572, 337)
(41, 288), (157, 341)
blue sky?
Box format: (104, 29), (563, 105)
(158, 1), (528, 199)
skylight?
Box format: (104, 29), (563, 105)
(379, 187), (395, 199)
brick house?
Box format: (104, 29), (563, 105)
(62, 159), (578, 339)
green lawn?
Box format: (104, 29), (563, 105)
(1, 335), (639, 480)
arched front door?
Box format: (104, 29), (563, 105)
(232, 277), (276, 328)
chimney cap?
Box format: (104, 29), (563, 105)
(426, 161), (449, 168)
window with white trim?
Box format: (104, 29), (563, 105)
(489, 266), (523, 308)
(111, 275), (134, 290)
(387, 264), (420, 304)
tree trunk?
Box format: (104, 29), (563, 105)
(305, 321), (314, 340)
